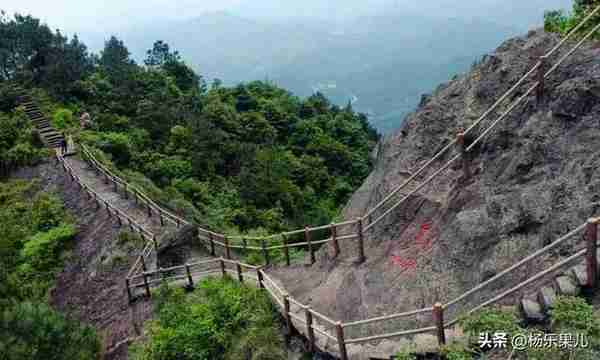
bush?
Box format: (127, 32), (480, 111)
(550, 296), (600, 336)
(460, 307), (521, 340)
(31, 193), (67, 231)
(544, 1), (600, 38)
(0, 301), (100, 360)
(130, 278), (286, 360)
(21, 224), (75, 264)
(441, 342), (474, 360)
(52, 108), (76, 129)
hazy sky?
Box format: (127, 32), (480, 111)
(1, 0), (244, 34)
(1, 0), (573, 37)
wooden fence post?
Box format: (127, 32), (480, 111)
(140, 255), (147, 272)
(433, 303), (446, 347)
(159, 211), (164, 227)
(457, 131), (471, 180)
(536, 55), (546, 105)
(261, 239), (270, 266)
(224, 236), (231, 260)
(283, 294), (293, 343)
(125, 278), (133, 303)
(282, 234), (290, 266)
(116, 215), (122, 227)
(236, 262), (244, 283)
(153, 236), (159, 260)
(305, 306), (315, 353)
(335, 322), (348, 360)
(146, 204), (152, 217)
(305, 227), (315, 265)
(186, 264), (194, 288)
(143, 272), (151, 298)
(104, 174), (109, 184)
(242, 237), (248, 252)
(586, 218), (598, 289)
(220, 258), (226, 277)
(123, 184), (128, 199)
(357, 218), (366, 263)
(257, 268), (264, 289)
(331, 223), (340, 258)
(209, 233), (216, 256)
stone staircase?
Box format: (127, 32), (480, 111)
(521, 259), (597, 322)
(16, 89), (65, 149)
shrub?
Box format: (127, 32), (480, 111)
(31, 193), (66, 231)
(544, 10), (571, 33)
(460, 307), (521, 340)
(52, 108), (76, 129)
(130, 277), (286, 360)
(0, 301), (100, 360)
(20, 223), (76, 274)
(441, 342), (474, 360)
(395, 347), (417, 360)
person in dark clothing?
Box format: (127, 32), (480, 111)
(60, 136), (68, 155)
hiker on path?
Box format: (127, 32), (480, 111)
(80, 111), (92, 129)
(60, 134), (68, 155)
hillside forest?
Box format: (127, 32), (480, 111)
(0, 10), (377, 360)
(1, 0), (600, 358)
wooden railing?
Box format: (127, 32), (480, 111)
(53, 7), (600, 358)
(123, 218), (598, 359)
(56, 152), (158, 277)
(78, 4), (600, 284)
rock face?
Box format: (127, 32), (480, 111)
(157, 224), (198, 268)
(271, 30), (600, 357)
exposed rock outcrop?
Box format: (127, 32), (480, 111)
(271, 29), (600, 358)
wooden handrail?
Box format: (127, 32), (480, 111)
(59, 6), (600, 357)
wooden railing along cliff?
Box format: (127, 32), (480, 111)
(28, 6), (600, 359)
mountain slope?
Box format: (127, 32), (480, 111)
(269, 29), (600, 356)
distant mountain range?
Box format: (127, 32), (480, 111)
(80, 1), (572, 132)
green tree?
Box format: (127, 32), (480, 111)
(0, 302), (100, 360)
(100, 36), (135, 82)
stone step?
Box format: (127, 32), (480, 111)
(554, 275), (580, 296)
(571, 264), (588, 287)
(38, 127), (54, 134)
(520, 297), (545, 322)
(45, 135), (63, 142)
(537, 286), (557, 311)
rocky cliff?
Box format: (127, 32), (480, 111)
(271, 29), (600, 356)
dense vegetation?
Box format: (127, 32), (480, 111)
(1, 11), (378, 239)
(0, 10), (377, 357)
(544, 0), (600, 37)
(0, 175), (100, 357)
(396, 297), (600, 360)
(130, 278), (286, 360)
